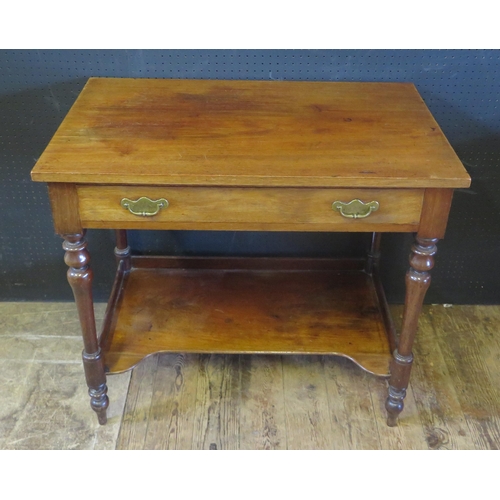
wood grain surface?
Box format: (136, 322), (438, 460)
(115, 305), (500, 450)
(100, 261), (392, 376)
(31, 78), (470, 188)
(47, 183), (82, 234)
(77, 185), (423, 232)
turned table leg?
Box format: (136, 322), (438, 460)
(386, 236), (438, 426)
(63, 232), (109, 425)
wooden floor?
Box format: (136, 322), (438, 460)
(2, 303), (500, 449)
(116, 305), (500, 450)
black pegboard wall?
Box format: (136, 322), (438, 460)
(1, 49), (499, 303)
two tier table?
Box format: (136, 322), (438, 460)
(31, 78), (471, 426)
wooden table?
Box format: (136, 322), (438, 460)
(31, 78), (470, 427)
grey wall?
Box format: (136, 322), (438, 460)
(1, 49), (499, 303)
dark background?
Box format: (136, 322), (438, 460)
(1, 49), (499, 304)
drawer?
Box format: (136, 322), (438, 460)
(77, 186), (424, 232)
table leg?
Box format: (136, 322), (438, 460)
(63, 232), (109, 425)
(386, 236), (438, 426)
(366, 232), (381, 275)
(114, 229), (131, 271)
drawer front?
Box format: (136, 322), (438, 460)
(77, 186), (424, 232)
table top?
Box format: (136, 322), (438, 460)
(31, 78), (470, 189)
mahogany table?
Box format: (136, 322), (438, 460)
(31, 78), (470, 426)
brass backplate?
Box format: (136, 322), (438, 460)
(332, 199), (379, 219)
(121, 197), (169, 217)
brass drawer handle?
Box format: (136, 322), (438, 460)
(121, 197), (169, 217)
(332, 199), (379, 219)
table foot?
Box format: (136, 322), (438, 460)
(385, 385), (406, 426)
(89, 383), (109, 425)
(83, 349), (109, 425)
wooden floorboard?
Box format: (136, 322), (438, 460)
(239, 355), (287, 450)
(282, 355), (334, 449)
(142, 353), (199, 450)
(404, 307), (474, 449)
(115, 355), (157, 450)
(115, 305), (500, 450)
(429, 306), (500, 450)
(191, 354), (241, 450)
(322, 356), (381, 449)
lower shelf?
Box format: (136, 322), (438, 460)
(99, 256), (395, 376)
